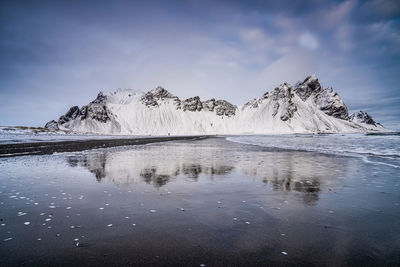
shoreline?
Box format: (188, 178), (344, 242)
(0, 135), (209, 158)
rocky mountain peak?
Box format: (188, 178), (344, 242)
(149, 86), (176, 99)
(141, 86), (179, 107)
(180, 96), (237, 116)
(214, 100), (237, 116)
(294, 74), (322, 101)
(350, 110), (382, 127)
(272, 83), (293, 101)
(270, 84), (297, 121)
(58, 106), (80, 124)
(242, 98), (259, 110)
(182, 96), (203, 112)
(44, 120), (59, 130)
(91, 92), (108, 104)
(293, 75), (348, 120)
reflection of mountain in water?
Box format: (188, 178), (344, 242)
(68, 153), (107, 182)
(67, 138), (348, 205)
(66, 141), (235, 187)
(238, 151), (334, 205)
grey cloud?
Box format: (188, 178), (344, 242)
(0, 0), (399, 129)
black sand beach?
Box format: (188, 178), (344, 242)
(0, 135), (208, 158)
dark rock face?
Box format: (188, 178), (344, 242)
(294, 75), (349, 120)
(46, 94), (112, 128)
(180, 96), (237, 116)
(141, 87), (180, 108)
(294, 75), (323, 101)
(350, 111), (382, 127)
(272, 83), (291, 101)
(44, 120), (59, 130)
(84, 105), (111, 123)
(202, 99), (216, 111)
(60, 101), (111, 124)
(79, 106), (88, 119)
(58, 106), (80, 124)
(243, 99), (259, 109)
(182, 96), (203, 111)
(271, 83), (297, 121)
(91, 92), (108, 104)
(316, 87), (349, 120)
(214, 100), (237, 116)
(243, 92), (269, 110)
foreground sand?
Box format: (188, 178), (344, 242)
(0, 135), (208, 157)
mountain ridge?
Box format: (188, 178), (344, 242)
(45, 75), (385, 135)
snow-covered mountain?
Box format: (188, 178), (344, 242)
(45, 75), (385, 135)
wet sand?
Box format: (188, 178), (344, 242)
(0, 138), (399, 266)
(0, 135), (208, 158)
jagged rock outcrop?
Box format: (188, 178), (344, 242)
(294, 75), (322, 101)
(294, 75), (349, 120)
(44, 120), (59, 130)
(58, 106), (80, 124)
(214, 100), (237, 116)
(141, 86), (181, 108)
(243, 91), (271, 110)
(202, 99), (217, 111)
(350, 111), (382, 127)
(182, 96), (203, 111)
(48, 94), (113, 130)
(91, 92), (108, 104)
(182, 97), (237, 116)
(270, 83), (297, 121)
(243, 99), (259, 109)
(79, 104), (111, 123)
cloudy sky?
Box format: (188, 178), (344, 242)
(1, 0), (399, 129)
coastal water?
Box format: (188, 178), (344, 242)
(227, 133), (400, 169)
(0, 136), (399, 266)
